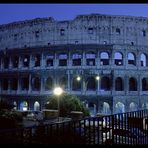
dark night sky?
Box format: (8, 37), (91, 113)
(0, 4), (148, 25)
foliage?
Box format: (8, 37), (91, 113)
(45, 93), (90, 117)
(0, 100), (14, 111)
(0, 110), (23, 129)
(0, 100), (23, 129)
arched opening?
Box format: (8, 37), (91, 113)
(129, 102), (138, 111)
(12, 56), (19, 68)
(129, 77), (137, 91)
(23, 55), (30, 67)
(72, 76), (81, 91)
(32, 77), (41, 91)
(72, 53), (82, 66)
(140, 53), (147, 67)
(46, 54), (54, 67)
(115, 102), (125, 113)
(128, 52), (136, 66)
(102, 102), (111, 115)
(45, 77), (53, 91)
(86, 52), (96, 66)
(59, 77), (67, 90)
(100, 76), (111, 90)
(114, 52), (123, 66)
(2, 78), (8, 90)
(11, 78), (18, 90)
(142, 102), (148, 109)
(20, 101), (28, 111)
(58, 53), (68, 66)
(100, 52), (109, 65)
(3, 56), (9, 69)
(115, 77), (123, 91)
(13, 101), (17, 110)
(34, 101), (40, 111)
(86, 77), (96, 91)
(142, 78), (148, 91)
(34, 54), (41, 67)
(88, 102), (97, 117)
(21, 76), (29, 91)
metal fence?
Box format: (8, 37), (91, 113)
(0, 109), (148, 145)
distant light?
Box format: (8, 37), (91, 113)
(53, 87), (63, 96)
(96, 76), (100, 80)
(23, 107), (27, 111)
(76, 76), (81, 81)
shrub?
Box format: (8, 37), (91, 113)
(45, 93), (90, 117)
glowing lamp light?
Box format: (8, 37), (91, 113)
(53, 87), (63, 96)
(76, 76), (81, 81)
(96, 76), (100, 80)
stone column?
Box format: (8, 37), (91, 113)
(9, 56), (12, 69)
(125, 75), (128, 95)
(29, 54), (33, 69)
(41, 52), (45, 68)
(28, 74), (32, 93)
(8, 79), (11, 94)
(96, 50), (100, 68)
(40, 75), (44, 93)
(68, 51), (71, 68)
(67, 71), (70, 92)
(54, 52), (58, 69)
(82, 51), (86, 66)
(97, 78), (100, 94)
(18, 55), (22, 69)
(82, 77), (86, 95)
(111, 72), (115, 94)
(17, 77), (21, 93)
(138, 74), (141, 95)
(0, 57), (2, 69)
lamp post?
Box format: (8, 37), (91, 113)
(53, 87), (63, 122)
(96, 75), (100, 92)
(76, 76), (81, 81)
(96, 76), (100, 114)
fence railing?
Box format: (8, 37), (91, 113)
(0, 109), (148, 144)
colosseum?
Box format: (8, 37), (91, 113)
(0, 13), (148, 115)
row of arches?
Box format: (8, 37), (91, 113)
(1, 75), (148, 92)
(1, 51), (148, 69)
(115, 102), (144, 113)
(14, 100), (148, 115)
(88, 101), (148, 116)
(15, 101), (40, 111)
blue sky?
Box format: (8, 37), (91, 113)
(0, 4), (148, 25)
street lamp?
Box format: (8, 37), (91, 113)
(96, 76), (100, 81)
(76, 76), (81, 81)
(96, 75), (100, 91)
(53, 87), (63, 122)
(96, 76), (100, 114)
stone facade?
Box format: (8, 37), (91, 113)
(0, 13), (148, 115)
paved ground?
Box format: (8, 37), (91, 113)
(22, 119), (38, 127)
(22, 117), (72, 127)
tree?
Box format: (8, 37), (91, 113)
(45, 93), (90, 117)
(0, 100), (23, 129)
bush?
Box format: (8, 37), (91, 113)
(45, 93), (90, 117)
(0, 100), (14, 111)
(0, 110), (23, 129)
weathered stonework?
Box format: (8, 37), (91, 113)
(0, 13), (148, 115)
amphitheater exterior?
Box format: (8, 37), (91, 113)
(0, 13), (148, 115)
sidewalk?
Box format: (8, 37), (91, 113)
(22, 117), (72, 127)
(22, 118), (38, 127)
